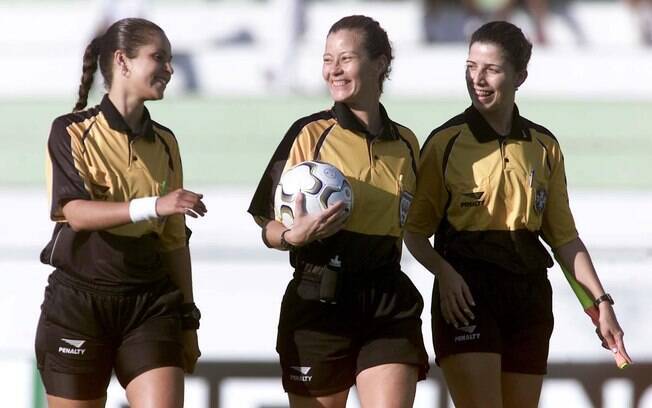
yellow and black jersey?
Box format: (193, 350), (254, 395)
(40, 94), (188, 286)
(248, 102), (419, 274)
(406, 105), (578, 274)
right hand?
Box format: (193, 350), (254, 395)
(156, 188), (207, 218)
(437, 262), (476, 328)
(285, 193), (348, 246)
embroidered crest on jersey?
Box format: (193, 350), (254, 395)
(534, 188), (547, 214)
(399, 191), (414, 227)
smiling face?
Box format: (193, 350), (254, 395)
(121, 31), (173, 101)
(465, 41), (526, 117)
(322, 29), (385, 108)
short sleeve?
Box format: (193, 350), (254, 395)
(46, 116), (91, 221)
(404, 134), (449, 237)
(248, 119), (319, 224)
(540, 141), (578, 248)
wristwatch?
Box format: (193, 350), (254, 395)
(593, 293), (614, 307)
(279, 228), (296, 251)
(180, 302), (201, 330)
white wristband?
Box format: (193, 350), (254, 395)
(129, 196), (159, 223)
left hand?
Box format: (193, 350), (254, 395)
(597, 303), (633, 365)
(182, 330), (201, 373)
(284, 193), (347, 246)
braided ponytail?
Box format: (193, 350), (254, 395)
(73, 36), (102, 112)
(72, 19), (165, 112)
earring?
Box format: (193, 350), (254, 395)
(121, 65), (129, 76)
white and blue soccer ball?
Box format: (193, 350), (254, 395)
(274, 160), (353, 227)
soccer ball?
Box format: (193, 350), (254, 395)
(274, 160), (353, 227)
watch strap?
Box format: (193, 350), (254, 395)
(280, 228), (296, 251)
(593, 293), (614, 307)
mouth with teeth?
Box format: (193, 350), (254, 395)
(474, 88), (494, 102)
(153, 76), (169, 88)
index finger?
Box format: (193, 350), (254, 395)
(614, 335), (633, 365)
(320, 201), (345, 218)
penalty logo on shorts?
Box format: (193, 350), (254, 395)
(289, 366), (313, 382)
(58, 338), (87, 356)
(454, 325), (481, 343)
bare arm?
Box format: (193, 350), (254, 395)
(62, 188), (207, 231)
(62, 200), (131, 231)
(161, 245), (200, 373)
(555, 237), (632, 363)
(403, 230), (447, 275)
(162, 245), (194, 302)
(555, 237), (606, 300)
(404, 231), (475, 327)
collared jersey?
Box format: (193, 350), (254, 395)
(406, 105), (578, 274)
(41, 95), (187, 285)
(248, 102), (419, 274)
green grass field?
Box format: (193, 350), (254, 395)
(1, 96), (650, 189)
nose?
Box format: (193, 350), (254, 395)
(330, 59), (343, 76)
(472, 69), (485, 86)
(165, 61), (174, 76)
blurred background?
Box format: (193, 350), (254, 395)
(0, 0), (651, 407)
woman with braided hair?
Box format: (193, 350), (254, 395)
(35, 18), (206, 407)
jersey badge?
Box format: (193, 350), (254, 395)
(534, 188), (547, 214)
(399, 191), (414, 227)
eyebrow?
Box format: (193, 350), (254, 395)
(155, 49), (172, 58)
(466, 60), (502, 69)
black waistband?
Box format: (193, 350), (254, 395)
(50, 268), (171, 295)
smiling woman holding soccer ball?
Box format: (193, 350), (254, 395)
(35, 18), (206, 408)
(404, 21), (632, 408)
(249, 15), (429, 408)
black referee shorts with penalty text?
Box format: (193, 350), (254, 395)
(276, 265), (430, 396)
(35, 269), (185, 400)
(432, 257), (554, 374)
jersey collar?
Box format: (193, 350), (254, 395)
(464, 104), (531, 143)
(331, 102), (398, 141)
(100, 94), (156, 142)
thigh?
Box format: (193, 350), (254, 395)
(277, 279), (357, 397)
(126, 366), (184, 408)
(35, 280), (114, 400)
(431, 276), (502, 367)
(440, 353), (503, 408)
(114, 283), (185, 388)
(46, 395), (106, 408)
(501, 372), (544, 408)
(288, 389), (349, 408)
(356, 363), (418, 408)
(357, 272), (429, 380)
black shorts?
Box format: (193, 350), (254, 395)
(35, 269), (185, 400)
(276, 267), (429, 397)
(431, 258), (554, 375)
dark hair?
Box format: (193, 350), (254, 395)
(74, 18), (165, 112)
(470, 21), (532, 73)
(328, 15), (393, 93)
